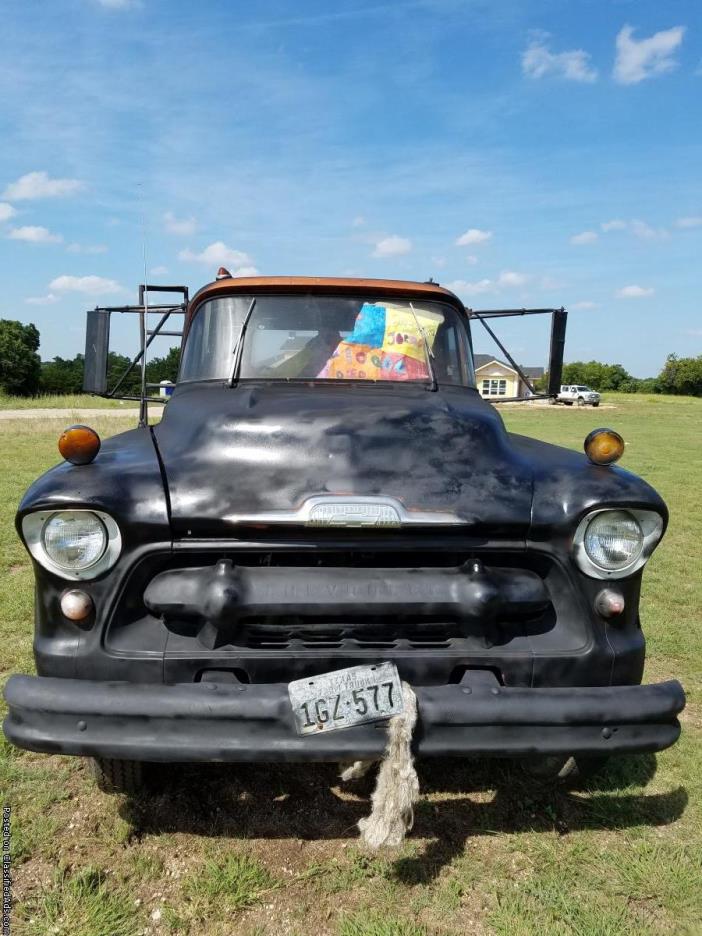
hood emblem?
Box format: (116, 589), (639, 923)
(225, 495), (464, 529)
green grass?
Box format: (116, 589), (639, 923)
(20, 866), (144, 936)
(182, 851), (277, 911)
(0, 392), (137, 409)
(1, 394), (700, 936)
(339, 912), (429, 936)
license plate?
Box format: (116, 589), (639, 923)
(288, 662), (403, 735)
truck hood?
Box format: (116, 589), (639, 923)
(152, 382), (534, 538)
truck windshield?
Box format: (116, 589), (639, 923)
(180, 294), (475, 386)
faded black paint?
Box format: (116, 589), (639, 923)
(3, 283), (685, 764)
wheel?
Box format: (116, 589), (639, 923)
(521, 755), (609, 782)
(90, 757), (145, 794)
(565, 401), (573, 406)
(547, 397), (556, 405)
(592, 401), (600, 407)
(577, 397), (585, 406)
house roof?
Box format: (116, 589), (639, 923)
(474, 354), (516, 374)
(474, 355), (544, 379)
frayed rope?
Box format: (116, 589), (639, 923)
(340, 682), (420, 849)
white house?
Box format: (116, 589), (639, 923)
(474, 355), (544, 399)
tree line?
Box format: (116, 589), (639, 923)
(2, 317), (702, 397)
(0, 319), (180, 397)
(535, 357), (702, 396)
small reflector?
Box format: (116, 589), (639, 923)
(216, 267), (231, 280)
(60, 589), (94, 621)
(584, 428), (624, 466)
(58, 425), (101, 466)
(594, 588), (625, 618)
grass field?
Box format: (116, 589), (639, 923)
(0, 393), (133, 410)
(1, 395), (700, 936)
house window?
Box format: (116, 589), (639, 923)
(481, 378), (507, 396)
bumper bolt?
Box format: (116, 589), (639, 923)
(77, 720), (87, 732)
(602, 727), (613, 739)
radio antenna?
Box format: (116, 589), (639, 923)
(138, 183), (149, 427)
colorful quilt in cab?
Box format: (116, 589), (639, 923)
(317, 302), (442, 381)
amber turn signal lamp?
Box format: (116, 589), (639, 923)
(584, 428), (624, 466)
(58, 425), (101, 466)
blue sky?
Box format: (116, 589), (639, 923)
(1, 0), (700, 376)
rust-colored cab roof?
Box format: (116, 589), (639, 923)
(186, 276), (466, 330)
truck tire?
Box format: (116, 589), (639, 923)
(90, 757), (144, 794)
(521, 755), (609, 783)
(592, 401), (600, 407)
(565, 400), (573, 406)
(577, 397), (585, 406)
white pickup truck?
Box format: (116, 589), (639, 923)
(554, 384), (601, 406)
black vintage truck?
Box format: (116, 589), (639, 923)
(2, 275), (685, 793)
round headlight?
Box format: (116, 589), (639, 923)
(583, 510), (643, 571)
(42, 511), (107, 572)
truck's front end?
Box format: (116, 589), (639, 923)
(3, 277), (684, 790)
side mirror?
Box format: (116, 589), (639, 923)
(547, 308), (567, 398)
(83, 309), (111, 394)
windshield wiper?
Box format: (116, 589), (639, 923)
(409, 302), (438, 392)
(229, 297), (257, 386)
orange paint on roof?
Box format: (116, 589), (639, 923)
(187, 276), (465, 322)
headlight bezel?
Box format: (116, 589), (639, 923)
(573, 507), (664, 579)
(21, 509), (122, 580)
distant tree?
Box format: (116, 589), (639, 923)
(146, 346), (181, 385)
(657, 353), (702, 396)
(0, 319), (41, 396)
(40, 354), (85, 394)
(561, 361), (633, 391)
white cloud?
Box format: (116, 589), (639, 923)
(179, 241), (254, 271)
(49, 274), (124, 296)
(8, 225), (63, 244)
(466, 255), (478, 266)
(615, 284), (654, 298)
(0, 202), (17, 223)
(572, 300), (598, 310)
(614, 25), (685, 85)
(445, 278), (495, 297)
(630, 219), (668, 240)
(66, 242), (108, 254)
(164, 212), (197, 236)
(352, 215), (366, 227)
(600, 218), (668, 239)
(151, 265), (169, 275)
(372, 235), (412, 258)
(570, 230), (598, 245)
(675, 216), (702, 228)
(455, 228), (492, 246)
(522, 34), (598, 83)
(25, 293), (59, 306)
(3, 170), (84, 201)
(431, 256), (447, 268)
(498, 270), (528, 287)
(95, 0), (137, 7)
